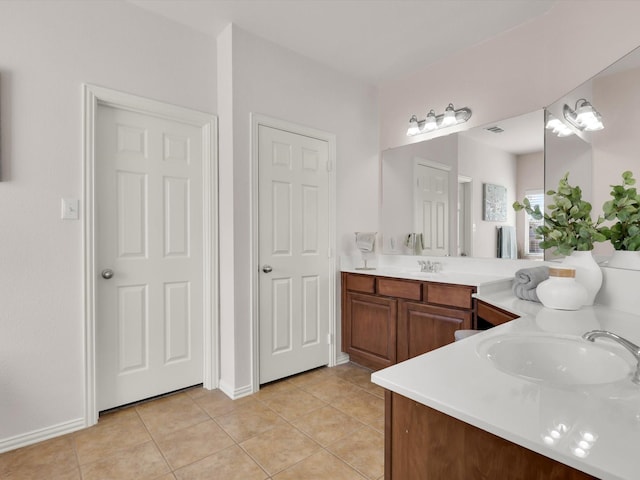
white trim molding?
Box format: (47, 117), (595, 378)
(82, 84), (219, 426)
(0, 418), (85, 454)
(218, 379), (254, 400)
(250, 113), (337, 394)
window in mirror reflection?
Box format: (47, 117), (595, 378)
(525, 190), (544, 257)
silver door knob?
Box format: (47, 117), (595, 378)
(101, 268), (114, 279)
(262, 265), (273, 273)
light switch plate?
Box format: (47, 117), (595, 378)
(61, 198), (79, 220)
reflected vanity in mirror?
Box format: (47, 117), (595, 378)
(380, 110), (544, 259)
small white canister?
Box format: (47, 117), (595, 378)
(536, 267), (588, 310)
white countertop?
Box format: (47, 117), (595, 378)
(372, 295), (640, 480)
(341, 266), (513, 289)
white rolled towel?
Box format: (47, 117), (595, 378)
(355, 232), (376, 252)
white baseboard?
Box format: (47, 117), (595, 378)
(218, 379), (254, 400)
(336, 352), (350, 365)
(0, 418), (86, 454)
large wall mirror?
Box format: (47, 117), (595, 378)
(381, 44), (640, 262)
(380, 110), (544, 258)
(545, 45), (640, 260)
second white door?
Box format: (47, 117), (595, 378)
(258, 125), (330, 384)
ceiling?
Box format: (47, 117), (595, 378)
(459, 109), (544, 156)
(129, 0), (555, 85)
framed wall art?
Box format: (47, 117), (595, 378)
(483, 183), (507, 222)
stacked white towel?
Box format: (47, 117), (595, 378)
(355, 232), (376, 252)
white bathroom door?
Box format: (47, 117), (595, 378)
(258, 125), (330, 384)
(95, 104), (204, 411)
(414, 162), (449, 256)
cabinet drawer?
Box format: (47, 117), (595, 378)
(377, 278), (422, 301)
(477, 300), (518, 326)
(425, 284), (474, 309)
(345, 273), (375, 293)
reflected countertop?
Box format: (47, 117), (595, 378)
(371, 293), (640, 480)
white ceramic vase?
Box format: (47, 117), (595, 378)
(561, 251), (602, 306)
(536, 267), (588, 311)
(606, 250), (640, 270)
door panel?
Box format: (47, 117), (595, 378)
(259, 125), (330, 384)
(96, 105), (204, 410)
(117, 284), (147, 372)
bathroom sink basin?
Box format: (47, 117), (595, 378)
(478, 334), (631, 386)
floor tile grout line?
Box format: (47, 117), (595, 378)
(132, 406), (174, 477)
(68, 430), (84, 479)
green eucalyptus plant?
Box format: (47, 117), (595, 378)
(513, 172), (606, 256)
(600, 171), (640, 251)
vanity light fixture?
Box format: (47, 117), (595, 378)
(406, 103), (472, 136)
(546, 115), (574, 137)
(563, 99), (604, 131)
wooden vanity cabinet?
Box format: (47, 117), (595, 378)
(342, 272), (475, 369)
(385, 391), (596, 480)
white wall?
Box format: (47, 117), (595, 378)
(458, 136), (517, 258)
(515, 152), (544, 257)
(216, 25), (379, 395)
(0, 1), (216, 448)
(379, 1), (640, 152)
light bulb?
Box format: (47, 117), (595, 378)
(441, 104), (457, 127)
(407, 115), (420, 136)
(423, 110), (437, 131)
(574, 100), (602, 130)
(584, 112), (604, 131)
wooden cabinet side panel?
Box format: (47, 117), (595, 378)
(341, 273), (348, 353)
(388, 392), (597, 480)
(389, 392), (464, 479)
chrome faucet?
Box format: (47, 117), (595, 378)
(417, 260), (442, 273)
(417, 260), (431, 272)
(582, 330), (640, 384)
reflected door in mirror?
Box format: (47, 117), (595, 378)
(414, 161), (449, 256)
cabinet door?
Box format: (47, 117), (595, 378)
(397, 301), (472, 362)
(344, 292), (397, 370)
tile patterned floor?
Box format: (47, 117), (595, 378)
(0, 363), (385, 479)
